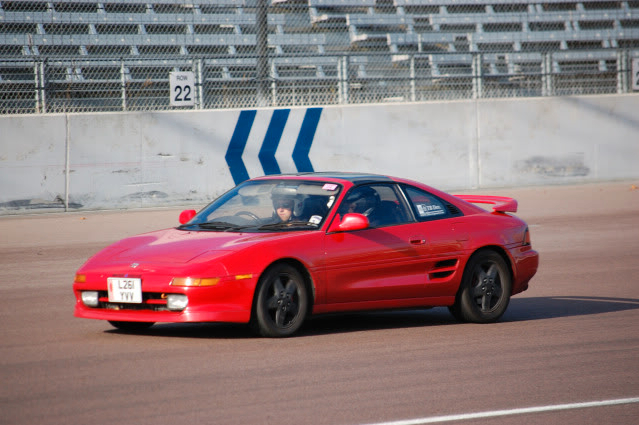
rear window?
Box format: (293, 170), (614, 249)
(402, 186), (458, 221)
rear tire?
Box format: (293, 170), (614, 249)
(251, 264), (309, 337)
(108, 321), (155, 331)
(452, 250), (512, 323)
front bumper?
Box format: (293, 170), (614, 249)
(73, 275), (256, 324)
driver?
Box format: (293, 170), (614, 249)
(273, 195), (295, 222)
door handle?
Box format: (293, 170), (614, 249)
(410, 238), (426, 245)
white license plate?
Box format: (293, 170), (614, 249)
(107, 277), (142, 303)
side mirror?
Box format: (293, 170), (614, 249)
(179, 209), (197, 225)
(328, 213), (369, 233)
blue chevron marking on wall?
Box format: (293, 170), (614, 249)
(293, 107), (322, 173)
(225, 110), (257, 185)
(225, 108), (323, 185)
(258, 109), (290, 176)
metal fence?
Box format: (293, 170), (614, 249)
(1, 0), (638, 114)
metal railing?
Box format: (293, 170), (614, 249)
(1, 50), (636, 114)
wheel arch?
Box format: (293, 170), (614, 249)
(460, 245), (514, 295)
(450, 245), (515, 323)
(249, 258), (315, 322)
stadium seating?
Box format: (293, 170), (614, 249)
(0, 0), (637, 111)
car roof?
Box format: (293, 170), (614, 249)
(250, 173), (489, 216)
(254, 172), (394, 185)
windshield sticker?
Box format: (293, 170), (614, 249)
(416, 204), (445, 217)
(327, 195), (335, 208)
(309, 215), (323, 225)
(322, 183), (338, 191)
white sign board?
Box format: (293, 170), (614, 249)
(169, 71), (195, 106)
(633, 58), (639, 91)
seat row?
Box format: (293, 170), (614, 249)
(0, 1), (637, 83)
(2, 1), (637, 57)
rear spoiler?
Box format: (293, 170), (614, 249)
(453, 195), (518, 213)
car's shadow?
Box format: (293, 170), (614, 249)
(504, 295), (639, 321)
(104, 296), (639, 339)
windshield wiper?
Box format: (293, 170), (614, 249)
(178, 221), (236, 230)
(258, 221), (318, 231)
(178, 220), (262, 232)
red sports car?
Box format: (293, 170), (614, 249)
(73, 173), (539, 337)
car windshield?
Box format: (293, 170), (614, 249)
(179, 179), (342, 232)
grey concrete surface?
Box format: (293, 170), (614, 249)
(1, 181), (638, 425)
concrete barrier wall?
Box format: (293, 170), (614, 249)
(1, 94), (638, 213)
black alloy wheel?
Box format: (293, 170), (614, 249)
(451, 250), (512, 323)
(252, 264), (308, 337)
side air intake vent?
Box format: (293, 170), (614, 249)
(428, 258), (459, 280)
(446, 203), (462, 216)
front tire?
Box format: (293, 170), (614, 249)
(451, 250), (512, 323)
(252, 264), (309, 337)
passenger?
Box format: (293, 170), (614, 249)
(342, 186), (380, 216)
(340, 186), (403, 227)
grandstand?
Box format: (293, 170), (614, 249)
(0, 0), (638, 113)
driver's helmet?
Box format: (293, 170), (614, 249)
(272, 194), (295, 211)
(343, 186), (380, 215)
(271, 186), (303, 215)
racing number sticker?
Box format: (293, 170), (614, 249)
(170, 71), (195, 106)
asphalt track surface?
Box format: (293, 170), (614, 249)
(1, 182), (638, 425)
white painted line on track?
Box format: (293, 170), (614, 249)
(360, 397), (639, 425)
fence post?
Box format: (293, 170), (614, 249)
(340, 56), (349, 104)
(120, 59), (127, 111)
(542, 52), (553, 96)
(196, 58), (203, 109)
(34, 61), (40, 113)
(410, 55), (416, 102)
(271, 61), (278, 106)
(337, 56), (343, 104)
(617, 49), (628, 94)
(35, 60), (47, 113)
(256, 0), (270, 107)
(472, 53), (482, 99)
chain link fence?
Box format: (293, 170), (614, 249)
(1, 0), (638, 114)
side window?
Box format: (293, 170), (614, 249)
(403, 186), (456, 222)
(340, 184), (411, 228)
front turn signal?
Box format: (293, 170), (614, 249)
(171, 277), (220, 287)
